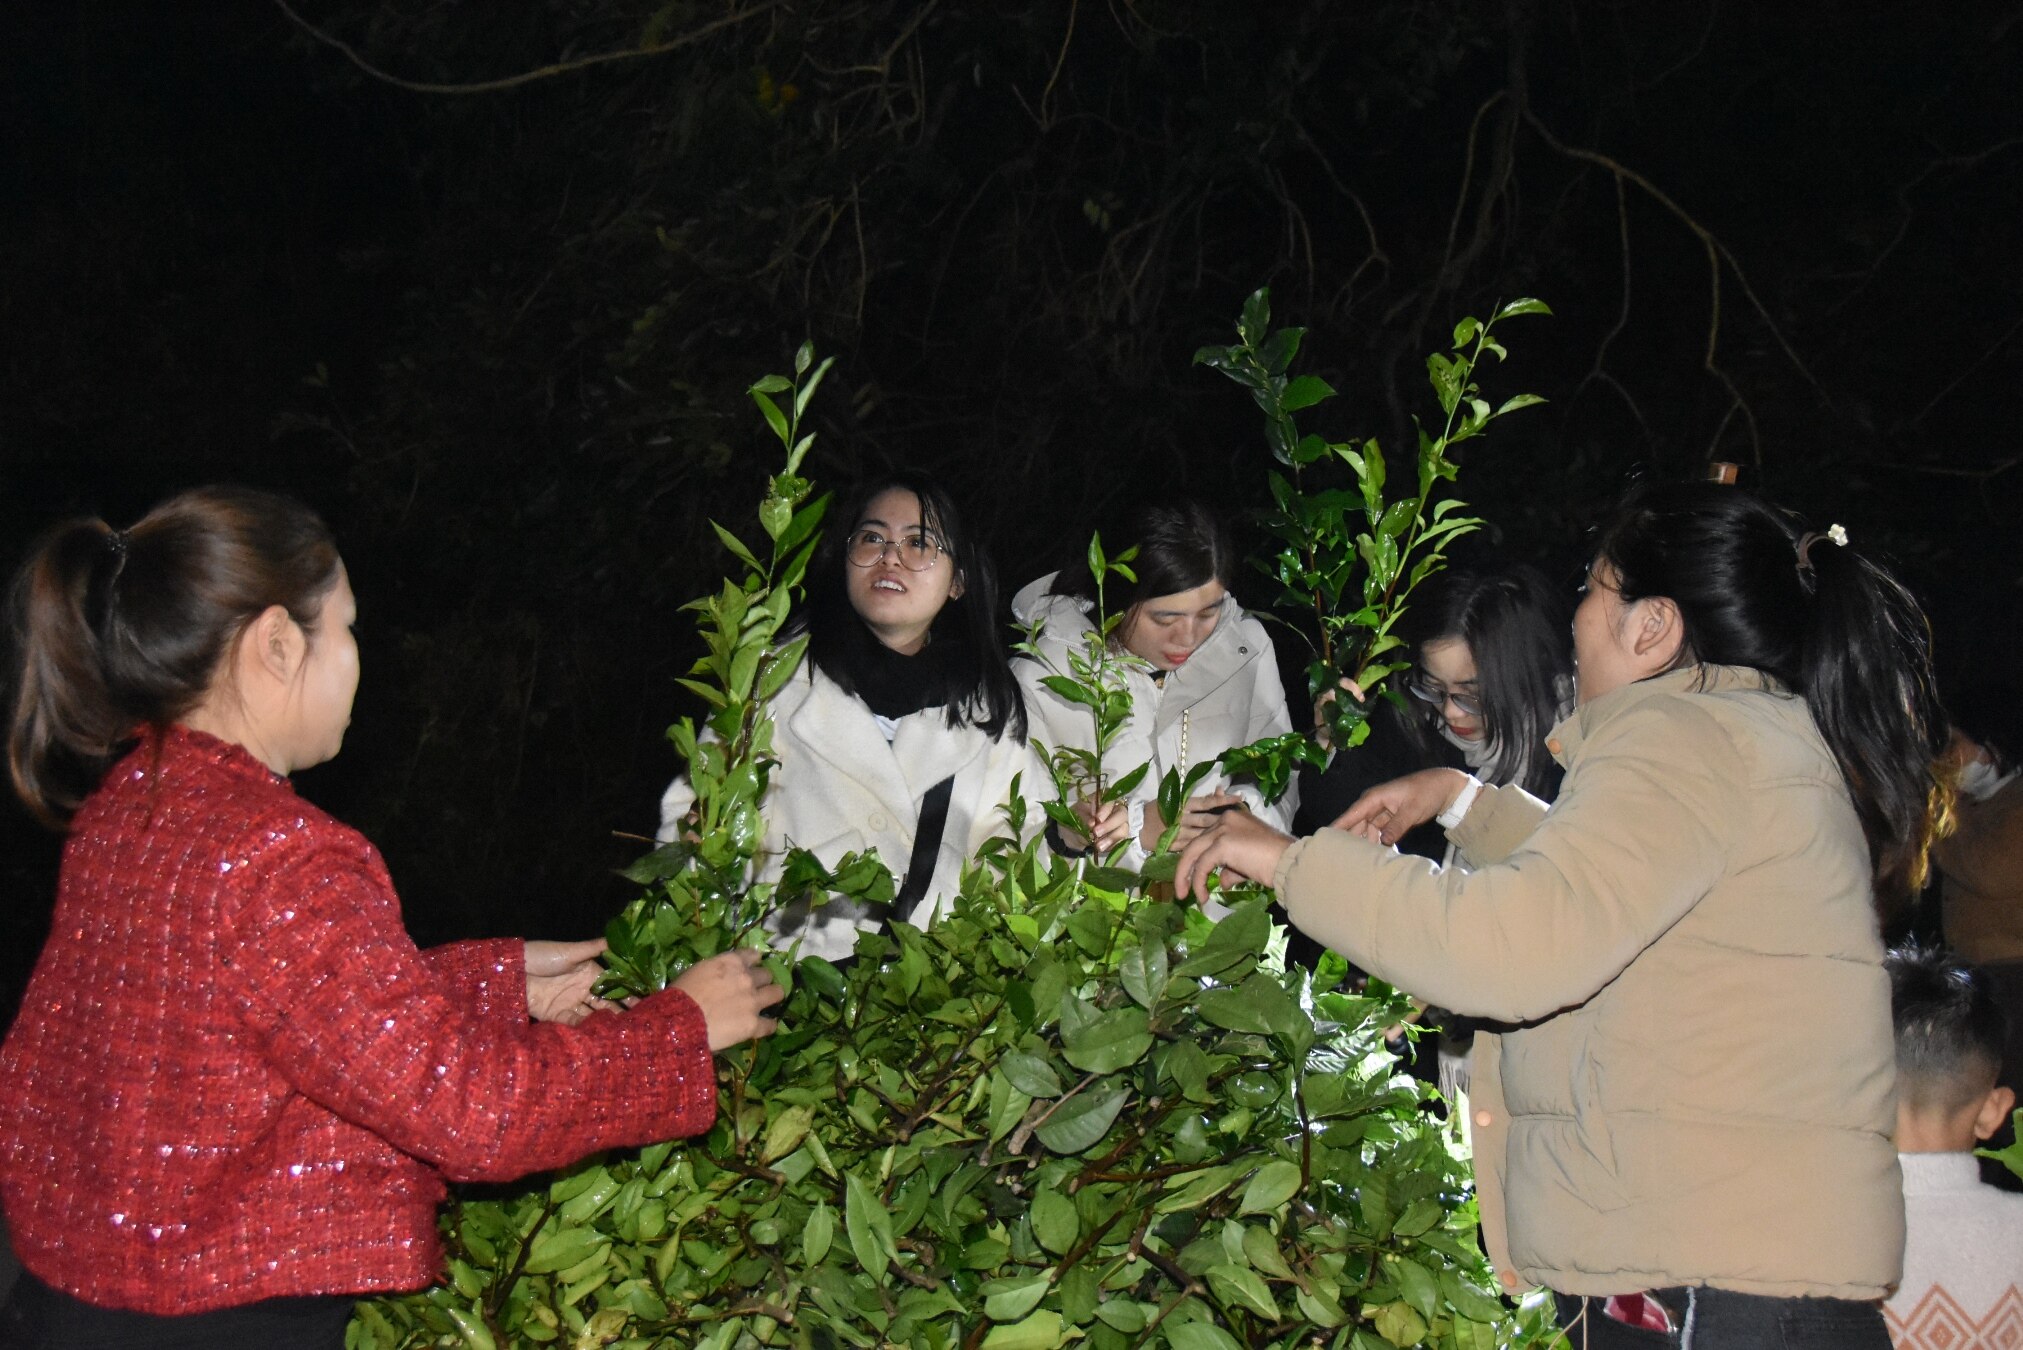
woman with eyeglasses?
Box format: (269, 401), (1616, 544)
(1290, 564), (1574, 1093)
(1177, 483), (1953, 1348)
(1011, 498), (1295, 864)
(1294, 563), (1574, 854)
(658, 472), (1037, 962)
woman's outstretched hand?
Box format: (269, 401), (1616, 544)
(1144, 792), (1249, 853)
(672, 949), (785, 1051)
(1173, 809), (1296, 902)
(525, 938), (624, 1026)
(1331, 767), (1471, 846)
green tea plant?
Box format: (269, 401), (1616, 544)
(1979, 1110), (2023, 1182)
(597, 343), (894, 998)
(353, 339), (1556, 1349)
(1018, 535), (1150, 864)
(1195, 289), (1549, 751)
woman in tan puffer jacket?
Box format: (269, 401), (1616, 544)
(1177, 482), (1953, 1350)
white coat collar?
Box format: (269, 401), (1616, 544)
(786, 664), (987, 801)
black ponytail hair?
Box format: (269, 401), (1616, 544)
(1596, 481), (1950, 901)
(6, 486), (341, 827)
(796, 470), (1026, 743)
(1396, 564), (1573, 796)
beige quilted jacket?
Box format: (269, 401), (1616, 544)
(1274, 664), (1902, 1299)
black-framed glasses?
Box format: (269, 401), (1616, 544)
(845, 528), (945, 571)
(1403, 671), (1484, 717)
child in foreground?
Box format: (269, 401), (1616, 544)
(0, 487), (781, 1349)
(1883, 945), (2023, 1349)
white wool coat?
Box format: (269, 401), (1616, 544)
(1010, 573), (1296, 866)
(659, 664), (1045, 963)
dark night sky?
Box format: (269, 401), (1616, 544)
(3, 2), (2020, 1012)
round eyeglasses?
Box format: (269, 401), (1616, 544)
(846, 528), (945, 571)
(1403, 672), (1484, 718)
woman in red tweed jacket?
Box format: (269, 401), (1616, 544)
(0, 487), (783, 1348)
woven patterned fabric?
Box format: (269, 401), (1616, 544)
(1887, 1286), (2023, 1350)
(0, 725), (717, 1315)
(1886, 1152), (2023, 1350)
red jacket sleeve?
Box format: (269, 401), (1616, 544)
(421, 939), (532, 1029)
(217, 832), (717, 1183)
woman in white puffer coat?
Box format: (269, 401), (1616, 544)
(660, 472), (1041, 963)
(1011, 499), (1295, 868)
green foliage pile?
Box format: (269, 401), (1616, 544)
(354, 320), (1556, 1348)
(360, 869), (1522, 1349)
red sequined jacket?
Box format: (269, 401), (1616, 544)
(0, 726), (718, 1314)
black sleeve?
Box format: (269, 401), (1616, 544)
(1291, 703), (1453, 860)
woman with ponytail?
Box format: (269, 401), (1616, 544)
(0, 488), (782, 1349)
(1176, 481), (1950, 1348)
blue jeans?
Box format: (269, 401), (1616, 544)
(1554, 1287), (1892, 1349)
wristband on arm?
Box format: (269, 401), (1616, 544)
(1436, 775), (1485, 831)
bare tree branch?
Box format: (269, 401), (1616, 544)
(1897, 311), (2023, 431)
(1525, 110), (1830, 463)
(272, 0), (780, 95)
(1630, 0), (1721, 93)
(1830, 136), (2023, 314)
(1570, 173), (1652, 440)
(1038, 0), (1081, 131)
(1288, 120), (1389, 308)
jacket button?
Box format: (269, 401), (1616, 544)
(1238, 646), (1249, 655)
(1498, 1269), (1519, 1290)
(1473, 1110), (1494, 1128)
(1545, 737), (1563, 755)
(868, 813), (888, 831)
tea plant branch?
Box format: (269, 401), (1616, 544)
(703, 1152), (787, 1188)
(888, 1255), (945, 1291)
(1196, 286), (1549, 755)
(273, 0), (782, 95)
(1007, 1071), (1108, 1153)
(485, 1194), (558, 1321)
(1076, 1159), (1217, 1185)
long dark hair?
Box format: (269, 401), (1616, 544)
(796, 471), (1025, 742)
(1596, 481), (1949, 901)
(1396, 564), (1572, 796)
(7, 486), (342, 827)
(1047, 498), (1237, 614)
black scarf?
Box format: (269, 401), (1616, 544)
(823, 618), (956, 722)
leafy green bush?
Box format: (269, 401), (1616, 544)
(356, 313), (1556, 1349)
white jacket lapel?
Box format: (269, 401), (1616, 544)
(786, 670), (915, 809)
